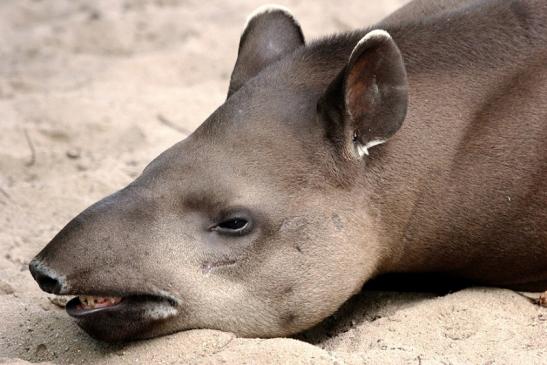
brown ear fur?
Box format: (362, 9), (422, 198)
(319, 30), (408, 158)
(228, 6), (305, 97)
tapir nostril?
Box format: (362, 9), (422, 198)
(29, 259), (64, 294)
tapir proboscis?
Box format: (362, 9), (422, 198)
(29, 0), (547, 342)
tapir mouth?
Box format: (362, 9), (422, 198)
(60, 292), (180, 342)
(70, 295), (123, 311)
(61, 291), (180, 341)
(66, 295), (124, 316)
(66, 293), (177, 319)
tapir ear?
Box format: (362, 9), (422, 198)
(227, 5), (305, 97)
(319, 30), (408, 159)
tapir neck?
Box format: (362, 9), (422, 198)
(353, 1), (547, 285)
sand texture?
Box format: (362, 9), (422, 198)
(0, 0), (545, 364)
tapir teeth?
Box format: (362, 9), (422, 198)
(78, 295), (122, 309)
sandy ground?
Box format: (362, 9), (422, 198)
(0, 0), (545, 364)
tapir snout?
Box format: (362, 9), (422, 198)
(30, 186), (190, 341)
(31, 186), (156, 294)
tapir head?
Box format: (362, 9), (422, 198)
(30, 6), (408, 342)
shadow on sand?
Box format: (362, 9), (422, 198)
(298, 272), (473, 345)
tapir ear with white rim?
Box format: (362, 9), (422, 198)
(318, 30), (408, 159)
(227, 5), (304, 97)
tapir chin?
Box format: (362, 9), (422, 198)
(29, 0), (547, 342)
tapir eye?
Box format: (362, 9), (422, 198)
(211, 217), (251, 236)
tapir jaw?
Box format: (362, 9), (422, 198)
(64, 293), (179, 342)
(30, 256), (182, 342)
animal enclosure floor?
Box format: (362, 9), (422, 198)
(0, 0), (545, 364)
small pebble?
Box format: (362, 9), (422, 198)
(0, 280), (15, 295)
(66, 148), (81, 159)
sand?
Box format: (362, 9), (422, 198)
(0, 0), (545, 364)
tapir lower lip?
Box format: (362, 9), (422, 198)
(64, 293), (179, 342)
(65, 294), (177, 319)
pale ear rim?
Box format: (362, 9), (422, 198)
(244, 4), (301, 30)
(348, 29), (393, 62)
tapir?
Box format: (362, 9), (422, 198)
(29, 0), (547, 342)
